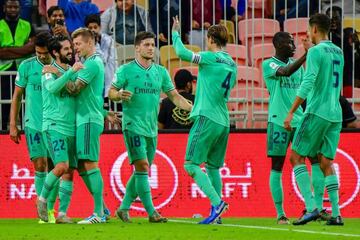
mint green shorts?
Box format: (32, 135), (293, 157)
(76, 123), (103, 161)
(123, 130), (157, 165)
(267, 122), (295, 157)
(292, 114), (341, 159)
(43, 130), (77, 168)
(185, 116), (229, 168)
(24, 127), (48, 160)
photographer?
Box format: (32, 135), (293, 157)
(47, 6), (69, 37)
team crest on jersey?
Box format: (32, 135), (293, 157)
(269, 62), (278, 70)
(110, 150), (179, 211)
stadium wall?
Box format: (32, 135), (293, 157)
(1, 132), (359, 218)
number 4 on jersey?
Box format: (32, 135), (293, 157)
(222, 72), (232, 97)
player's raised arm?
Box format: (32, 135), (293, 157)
(171, 16), (195, 63)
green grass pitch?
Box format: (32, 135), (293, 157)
(1, 218), (360, 240)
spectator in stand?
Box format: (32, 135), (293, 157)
(0, 0), (35, 130)
(158, 69), (195, 129)
(326, 6), (360, 97)
(85, 14), (115, 109)
(340, 96), (358, 128)
(189, 0), (222, 49)
(101, 0), (152, 45)
(149, 0), (190, 46)
(276, 0), (318, 29)
(57, 0), (99, 34)
(220, 0), (245, 22)
(47, 6), (69, 37)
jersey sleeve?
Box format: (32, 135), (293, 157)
(172, 31), (196, 63)
(15, 62), (27, 88)
(161, 67), (175, 93)
(112, 66), (126, 90)
(297, 47), (320, 99)
(262, 59), (280, 79)
(77, 60), (99, 84)
(43, 69), (76, 94)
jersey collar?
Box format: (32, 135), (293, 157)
(135, 59), (153, 71)
(271, 56), (290, 64)
(36, 57), (54, 66)
(54, 61), (69, 71)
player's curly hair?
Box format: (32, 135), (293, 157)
(207, 24), (228, 47)
(134, 31), (156, 46)
(35, 31), (52, 48)
(47, 35), (71, 59)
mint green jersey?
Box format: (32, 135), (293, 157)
(76, 53), (105, 127)
(42, 62), (77, 136)
(15, 57), (53, 131)
(112, 60), (175, 137)
(263, 57), (304, 127)
(172, 31), (237, 127)
(297, 40), (344, 122)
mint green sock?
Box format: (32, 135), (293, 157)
(120, 173), (138, 210)
(184, 162), (221, 206)
(34, 171), (47, 196)
(269, 170), (284, 218)
(206, 165), (222, 198)
(40, 171), (60, 200)
(135, 171), (155, 215)
(86, 168), (104, 216)
(47, 179), (59, 210)
(325, 175), (340, 217)
(293, 164), (315, 212)
(59, 180), (73, 214)
(80, 171), (92, 193)
(311, 163), (325, 210)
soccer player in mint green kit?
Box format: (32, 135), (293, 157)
(36, 36), (82, 223)
(9, 31), (59, 224)
(263, 32), (329, 224)
(109, 31), (192, 223)
(284, 13), (344, 226)
(172, 16), (236, 224)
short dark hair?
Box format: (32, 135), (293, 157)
(71, 27), (95, 41)
(326, 6), (342, 18)
(4, 0), (19, 5)
(134, 31), (155, 46)
(35, 31), (52, 48)
(272, 31), (292, 49)
(47, 6), (64, 18)
(208, 24), (228, 47)
(174, 69), (193, 90)
(47, 35), (71, 58)
(85, 14), (101, 27)
(309, 13), (331, 34)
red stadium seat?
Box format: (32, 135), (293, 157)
(238, 19), (280, 46)
(236, 66), (261, 88)
(284, 18), (309, 44)
(246, 0), (271, 18)
(227, 44), (247, 66)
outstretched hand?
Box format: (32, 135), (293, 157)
(172, 16), (181, 33)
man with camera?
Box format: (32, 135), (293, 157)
(47, 6), (69, 37)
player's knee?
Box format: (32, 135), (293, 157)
(184, 162), (198, 177)
(271, 156), (285, 172)
(134, 160), (149, 172)
(33, 158), (47, 172)
(55, 162), (69, 175)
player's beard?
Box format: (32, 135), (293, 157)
(60, 53), (73, 65)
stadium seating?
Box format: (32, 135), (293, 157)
(92, 0), (113, 12)
(160, 44), (201, 77)
(236, 66), (261, 88)
(226, 44), (247, 65)
(250, 43), (274, 86)
(283, 17), (309, 43)
(220, 20), (236, 44)
(343, 17), (360, 30)
(116, 44), (136, 66)
(246, 0), (271, 18)
(238, 18), (280, 46)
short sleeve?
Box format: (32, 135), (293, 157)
(112, 66), (126, 90)
(262, 60), (280, 79)
(15, 62), (27, 88)
(161, 67), (175, 93)
(77, 60), (99, 84)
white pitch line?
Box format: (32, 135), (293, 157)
(169, 219), (360, 238)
